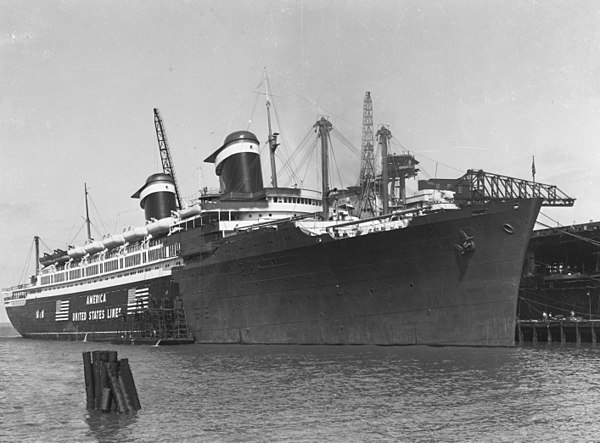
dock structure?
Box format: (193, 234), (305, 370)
(516, 319), (600, 344)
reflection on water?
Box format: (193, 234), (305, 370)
(85, 410), (138, 442)
(1, 337), (600, 442)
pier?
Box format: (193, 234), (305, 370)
(516, 319), (600, 344)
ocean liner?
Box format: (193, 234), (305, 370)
(3, 94), (572, 346)
(2, 176), (194, 344)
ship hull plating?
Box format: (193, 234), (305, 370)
(5, 276), (174, 341)
(174, 199), (542, 346)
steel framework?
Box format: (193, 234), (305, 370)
(153, 108), (183, 209)
(358, 92), (377, 215)
(455, 169), (575, 207)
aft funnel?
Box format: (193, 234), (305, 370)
(205, 130), (264, 198)
(132, 173), (177, 221)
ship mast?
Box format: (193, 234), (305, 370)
(34, 235), (40, 275)
(377, 126), (392, 215)
(264, 71), (279, 188)
(84, 183), (92, 242)
(314, 117), (333, 219)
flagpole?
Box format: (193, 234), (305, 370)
(532, 155), (536, 183)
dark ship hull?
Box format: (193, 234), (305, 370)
(4, 275), (184, 342)
(173, 199), (542, 346)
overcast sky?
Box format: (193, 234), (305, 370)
(2, 0), (600, 322)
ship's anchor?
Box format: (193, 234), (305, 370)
(455, 230), (475, 255)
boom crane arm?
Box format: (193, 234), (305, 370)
(153, 108), (183, 209)
(455, 169), (575, 206)
(422, 169), (575, 206)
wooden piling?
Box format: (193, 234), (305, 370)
(592, 323), (597, 345)
(546, 324), (552, 343)
(98, 358), (108, 408)
(101, 387), (113, 412)
(83, 350), (141, 413)
(532, 323), (537, 344)
(560, 321), (565, 344)
(118, 358), (141, 411)
(82, 352), (95, 409)
(92, 351), (103, 410)
(106, 361), (127, 413)
(517, 321), (523, 344)
(576, 322), (581, 344)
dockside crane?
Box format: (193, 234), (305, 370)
(153, 108), (183, 209)
(357, 92), (377, 216)
(453, 169), (575, 206)
(420, 169), (575, 206)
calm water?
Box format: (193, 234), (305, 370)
(1, 333), (599, 442)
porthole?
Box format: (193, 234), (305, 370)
(503, 224), (515, 234)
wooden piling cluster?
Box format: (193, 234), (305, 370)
(516, 320), (600, 344)
(83, 350), (141, 413)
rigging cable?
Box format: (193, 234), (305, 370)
(298, 138), (319, 191)
(88, 194), (109, 237)
(277, 127), (316, 187)
(18, 238), (35, 284)
(535, 218), (600, 248)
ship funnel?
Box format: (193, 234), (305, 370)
(132, 173), (177, 221)
(204, 130), (264, 199)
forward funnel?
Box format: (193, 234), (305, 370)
(132, 173), (177, 221)
(205, 130), (264, 200)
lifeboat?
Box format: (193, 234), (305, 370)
(178, 205), (202, 220)
(102, 234), (126, 249)
(123, 226), (148, 243)
(147, 217), (175, 237)
(39, 249), (70, 267)
(84, 240), (105, 255)
(67, 246), (86, 259)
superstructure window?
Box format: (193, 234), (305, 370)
(105, 259), (119, 272)
(148, 248), (164, 262)
(125, 254), (141, 267)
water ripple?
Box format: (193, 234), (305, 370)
(1, 338), (600, 441)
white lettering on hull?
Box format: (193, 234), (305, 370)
(88, 309), (105, 320)
(106, 307), (122, 319)
(86, 293), (106, 305)
(73, 311), (87, 321)
(72, 307), (122, 321)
